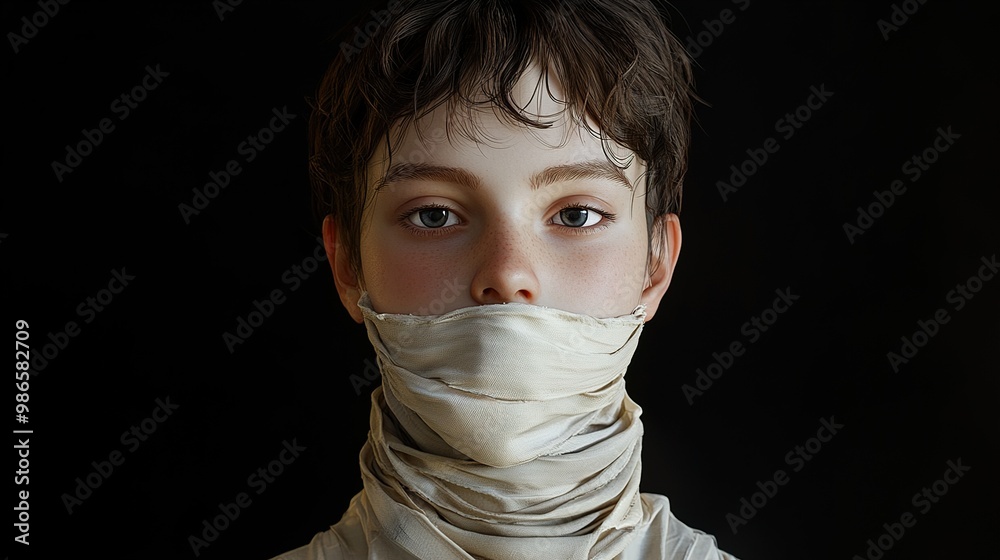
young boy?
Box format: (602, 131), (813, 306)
(276, 0), (739, 558)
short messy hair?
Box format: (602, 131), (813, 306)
(309, 0), (695, 284)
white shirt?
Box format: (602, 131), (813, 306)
(272, 491), (739, 560)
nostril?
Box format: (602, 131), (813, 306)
(479, 287), (530, 305)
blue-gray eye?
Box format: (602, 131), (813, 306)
(406, 206), (459, 228)
(560, 208), (588, 227)
(554, 206), (603, 228)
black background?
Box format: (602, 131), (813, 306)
(5, 0), (998, 558)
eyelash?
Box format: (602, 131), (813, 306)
(396, 203), (454, 237)
(554, 203), (617, 234)
(396, 203), (617, 236)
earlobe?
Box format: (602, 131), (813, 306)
(640, 213), (682, 322)
(322, 215), (365, 324)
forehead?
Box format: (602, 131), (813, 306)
(365, 63), (645, 191)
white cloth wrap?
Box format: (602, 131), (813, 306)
(356, 292), (648, 560)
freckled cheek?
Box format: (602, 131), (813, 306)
(361, 234), (462, 314)
(606, 227), (652, 310)
(548, 233), (645, 314)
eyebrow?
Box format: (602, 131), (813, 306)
(373, 159), (634, 193)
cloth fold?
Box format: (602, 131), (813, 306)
(356, 292), (649, 559)
(271, 293), (740, 559)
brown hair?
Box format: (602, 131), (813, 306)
(309, 0), (695, 285)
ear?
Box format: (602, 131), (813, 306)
(639, 213), (681, 322)
(322, 215), (364, 324)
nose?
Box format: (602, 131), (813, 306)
(469, 222), (540, 305)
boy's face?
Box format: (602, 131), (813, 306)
(325, 65), (681, 322)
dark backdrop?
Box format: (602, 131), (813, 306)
(5, 0), (998, 558)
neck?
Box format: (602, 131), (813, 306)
(355, 292), (649, 558)
(360, 384), (646, 558)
